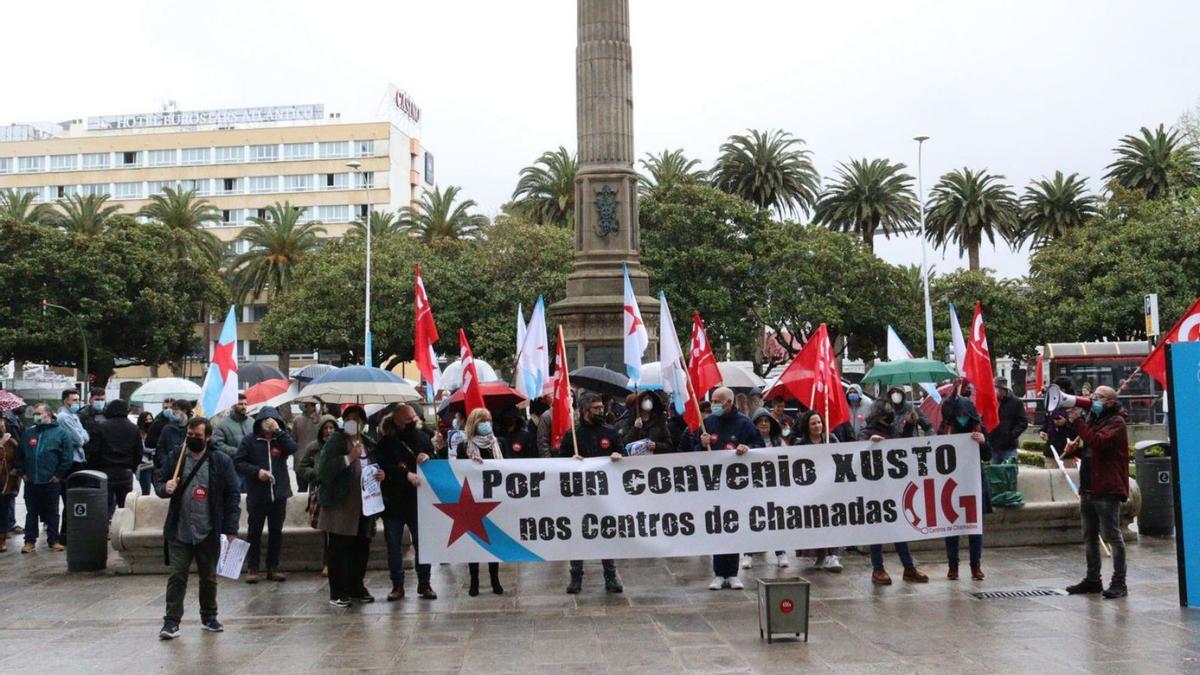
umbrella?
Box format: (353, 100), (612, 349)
(296, 366), (421, 405)
(246, 381), (301, 416)
(292, 363), (338, 383)
(629, 363), (665, 391)
(569, 366), (631, 397)
(130, 378), (202, 404)
(439, 382), (528, 416)
(239, 363), (286, 388)
(716, 362), (766, 393)
(244, 378), (291, 405)
(860, 359), (956, 387)
(440, 359), (499, 390)
(0, 390), (25, 412)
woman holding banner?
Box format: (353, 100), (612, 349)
(860, 403), (930, 585)
(455, 408), (504, 596)
(795, 410), (844, 573)
(742, 408), (790, 569)
(940, 396), (991, 581)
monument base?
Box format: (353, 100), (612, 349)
(551, 293), (658, 371)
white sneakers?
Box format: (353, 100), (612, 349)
(819, 555), (844, 573)
(740, 554), (753, 569)
(776, 553), (791, 568)
(727, 577), (745, 590)
(708, 576), (725, 590)
(708, 576), (745, 590)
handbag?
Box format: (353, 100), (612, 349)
(306, 485), (321, 529)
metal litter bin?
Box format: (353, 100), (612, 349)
(757, 577), (810, 643)
(65, 470), (108, 572)
(1134, 440), (1174, 537)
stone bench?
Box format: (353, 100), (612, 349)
(109, 489), (405, 574)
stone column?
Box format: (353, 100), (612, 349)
(551, 0), (658, 371)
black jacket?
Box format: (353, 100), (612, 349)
(621, 397), (673, 454)
(145, 410), (171, 449)
(987, 394), (1029, 452)
(88, 400), (142, 490)
(155, 420), (187, 470)
(558, 418), (622, 458)
(499, 426), (539, 459)
(155, 443), (241, 548)
(234, 407), (298, 504)
(376, 428), (434, 512)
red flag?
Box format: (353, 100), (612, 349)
(773, 324), (849, 429)
(413, 265), (441, 395)
(1034, 353), (1044, 394)
(458, 329), (485, 415)
(684, 312), (723, 431)
(551, 327), (574, 451)
(964, 301), (999, 430)
(1140, 297), (1200, 386)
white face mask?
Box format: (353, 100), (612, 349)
(343, 420), (360, 436)
(890, 393), (904, 405)
(640, 399), (654, 412)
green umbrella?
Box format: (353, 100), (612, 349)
(860, 359), (956, 387)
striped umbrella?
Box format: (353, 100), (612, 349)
(293, 363), (338, 383)
(0, 390), (25, 412)
(296, 366), (420, 405)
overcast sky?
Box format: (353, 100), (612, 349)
(7, 0), (1199, 278)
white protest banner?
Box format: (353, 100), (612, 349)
(361, 463), (385, 517)
(217, 537), (250, 579)
(417, 434), (983, 563)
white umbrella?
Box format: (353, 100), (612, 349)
(439, 359), (499, 390)
(716, 362), (766, 392)
(631, 362), (665, 390)
(296, 366), (421, 405)
(130, 378), (202, 404)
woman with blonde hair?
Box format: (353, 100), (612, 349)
(454, 407), (504, 596)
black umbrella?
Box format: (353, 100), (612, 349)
(569, 366), (632, 397)
(239, 363), (286, 388)
(293, 363), (338, 383)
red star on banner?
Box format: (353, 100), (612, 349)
(434, 480), (500, 546)
(624, 305), (643, 336)
(211, 341), (238, 381)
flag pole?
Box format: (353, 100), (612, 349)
(559, 326), (581, 460)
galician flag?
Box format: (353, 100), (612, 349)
(199, 306), (239, 417)
(949, 303), (967, 374)
(622, 264), (648, 387)
(516, 296), (550, 400)
(516, 303), (527, 368)
(658, 292), (688, 415)
(886, 325), (941, 404)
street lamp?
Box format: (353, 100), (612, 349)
(42, 300), (89, 399)
(346, 160), (372, 366)
(914, 135), (934, 360)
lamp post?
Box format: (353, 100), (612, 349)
(347, 161), (372, 366)
(914, 135), (933, 360)
(42, 300), (89, 399)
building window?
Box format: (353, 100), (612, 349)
(0, 158), (11, 174)
(227, 239), (251, 255)
(248, 175), (278, 194)
(113, 181), (143, 200)
(181, 147), (210, 165)
(354, 171), (375, 189)
(356, 204), (369, 220)
(147, 149), (176, 167)
(120, 151), (141, 167)
(19, 187), (43, 203)
(220, 178), (242, 194)
(221, 208), (244, 226)
(354, 140), (374, 157)
(322, 172), (348, 190)
(179, 178), (208, 196)
(283, 174), (313, 192)
(319, 141), (350, 159)
(283, 143), (313, 161)
(54, 185), (78, 199)
(17, 156), (44, 173)
(49, 154), (77, 171)
(147, 181), (170, 195)
(250, 144), (279, 162)
(318, 205), (349, 222)
(215, 146), (243, 163)
(82, 152), (111, 170)
(246, 305), (270, 322)
(81, 183), (109, 197)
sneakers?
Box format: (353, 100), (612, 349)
(158, 621), (181, 640)
(50, 543), (64, 552)
(947, 565), (959, 581)
(201, 618), (224, 633)
(871, 569), (892, 585)
(387, 586), (404, 602)
(971, 563), (985, 581)
(245, 571), (261, 584)
(566, 574), (583, 595)
(352, 592), (375, 604)
(21, 543), (34, 554)
(708, 576), (725, 590)
(822, 555), (843, 573)
(1102, 580), (1128, 599)
(266, 570), (287, 582)
(329, 598), (351, 608)
(740, 554), (753, 569)
(727, 577), (745, 590)
(776, 553), (791, 568)
(902, 566), (929, 583)
(1066, 578), (1103, 595)
(417, 584), (438, 600)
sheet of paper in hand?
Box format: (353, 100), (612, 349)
(361, 462), (385, 516)
(217, 537), (250, 579)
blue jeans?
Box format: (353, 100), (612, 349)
(24, 482), (62, 546)
(383, 510), (429, 587)
(945, 534), (983, 566)
(990, 448), (1017, 465)
(869, 542), (914, 571)
(138, 466), (154, 497)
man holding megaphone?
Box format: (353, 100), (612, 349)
(1058, 386), (1130, 600)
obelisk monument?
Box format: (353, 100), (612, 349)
(551, 0), (658, 370)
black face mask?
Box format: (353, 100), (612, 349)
(185, 436), (205, 452)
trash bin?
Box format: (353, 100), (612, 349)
(65, 470), (108, 572)
(1134, 440), (1174, 537)
(756, 577), (810, 643)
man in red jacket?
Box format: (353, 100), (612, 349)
(1062, 385), (1129, 599)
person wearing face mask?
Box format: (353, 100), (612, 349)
(1062, 385), (1130, 599)
(940, 398), (991, 581)
(291, 403), (323, 489)
(453, 408), (506, 597)
(154, 417), (240, 639)
(234, 407), (297, 583)
(155, 400), (193, 476)
(137, 412), (156, 496)
(883, 386), (932, 438)
(56, 389), (89, 472)
(621, 391), (672, 455)
(377, 404), (438, 601)
(81, 390), (107, 432)
(832, 384), (868, 442)
(87, 399), (143, 518)
(297, 415), (338, 578)
(987, 377), (1028, 465)
(497, 408), (538, 459)
(1039, 377), (1075, 467)
(16, 404), (78, 553)
(213, 394), (254, 460)
(317, 405), (383, 607)
(745, 408), (789, 569)
(691, 387), (763, 590)
(560, 392), (625, 594)
(144, 397), (175, 450)
(860, 404), (929, 585)
(535, 393), (559, 458)
(795, 410), (844, 573)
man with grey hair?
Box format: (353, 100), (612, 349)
(16, 403), (76, 553)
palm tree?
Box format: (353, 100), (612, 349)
(510, 146), (577, 226)
(55, 193), (122, 236)
(638, 149), (706, 195)
(1104, 124), (1200, 199)
(812, 158), (918, 253)
(0, 188), (55, 225)
(1017, 171), (1100, 249)
(137, 187), (223, 265)
(924, 168), (1019, 271)
(346, 209), (402, 241)
(399, 186), (489, 242)
(710, 128), (820, 218)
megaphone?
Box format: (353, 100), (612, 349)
(1046, 384), (1090, 412)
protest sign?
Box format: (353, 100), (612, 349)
(361, 462), (385, 517)
(217, 537), (250, 579)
